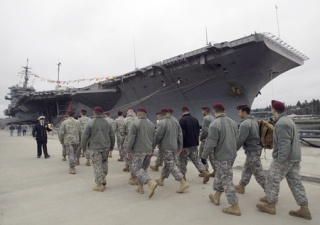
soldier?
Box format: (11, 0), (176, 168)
(126, 107), (158, 198)
(201, 103), (241, 216)
(179, 106), (210, 183)
(104, 112), (116, 158)
(114, 110), (126, 162)
(234, 104), (266, 194)
(150, 112), (164, 171)
(81, 106), (115, 192)
(122, 108), (137, 172)
(61, 115), (68, 161)
(199, 106), (216, 177)
(32, 116), (52, 158)
(78, 109), (91, 166)
(155, 108), (189, 194)
(256, 100), (312, 220)
(58, 110), (82, 174)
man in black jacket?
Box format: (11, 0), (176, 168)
(32, 116), (52, 158)
(179, 106), (210, 183)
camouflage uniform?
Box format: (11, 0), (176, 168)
(236, 116), (265, 189)
(123, 114), (137, 166)
(265, 113), (308, 205)
(179, 146), (207, 175)
(202, 113), (238, 205)
(155, 116), (184, 181)
(199, 114), (216, 170)
(90, 149), (109, 184)
(114, 115), (126, 158)
(126, 116), (155, 184)
(81, 115), (115, 185)
(214, 160), (238, 205)
(58, 117), (82, 167)
(78, 116), (91, 159)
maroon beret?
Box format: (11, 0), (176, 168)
(137, 107), (147, 113)
(67, 110), (75, 114)
(202, 106), (210, 110)
(118, 110), (123, 116)
(236, 104), (250, 110)
(168, 108), (173, 113)
(80, 109), (87, 113)
(213, 103), (225, 110)
(160, 108), (170, 113)
(271, 100), (286, 111)
(93, 106), (103, 113)
(181, 106), (189, 111)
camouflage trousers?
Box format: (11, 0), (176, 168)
(154, 147), (164, 166)
(129, 153), (152, 185)
(62, 145), (66, 157)
(179, 146), (207, 175)
(265, 161), (308, 205)
(65, 143), (80, 167)
(161, 150), (183, 181)
(116, 134), (125, 158)
(214, 160), (238, 205)
(90, 149), (109, 184)
(199, 141), (216, 170)
(123, 137), (131, 166)
(239, 150), (266, 189)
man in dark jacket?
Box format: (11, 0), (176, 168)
(256, 100), (312, 220)
(32, 116), (52, 158)
(179, 106), (210, 183)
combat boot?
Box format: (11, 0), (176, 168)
(93, 184), (104, 192)
(210, 170), (216, 177)
(86, 159), (91, 166)
(150, 165), (159, 171)
(117, 157), (124, 162)
(62, 156), (66, 161)
(136, 184), (144, 194)
(234, 184), (245, 194)
(69, 166), (76, 174)
(176, 178), (189, 193)
(123, 165), (129, 172)
(108, 151), (112, 158)
(155, 177), (165, 186)
(147, 179), (158, 198)
(289, 204), (312, 220)
(128, 177), (139, 186)
(201, 170), (210, 184)
(209, 191), (222, 205)
(222, 204), (241, 216)
(75, 158), (80, 165)
(102, 176), (107, 186)
(260, 196), (268, 203)
(198, 172), (203, 177)
(256, 202), (276, 215)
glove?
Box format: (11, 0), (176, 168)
(201, 158), (207, 165)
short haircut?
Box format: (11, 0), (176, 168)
(214, 108), (224, 113)
(240, 107), (251, 114)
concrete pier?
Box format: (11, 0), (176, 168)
(0, 130), (319, 225)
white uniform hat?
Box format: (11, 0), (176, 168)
(38, 116), (45, 120)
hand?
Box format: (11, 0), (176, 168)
(177, 148), (183, 154)
(201, 158), (207, 165)
(127, 152), (132, 160)
(109, 148), (113, 152)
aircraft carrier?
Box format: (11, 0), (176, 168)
(3, 32), (309, 125)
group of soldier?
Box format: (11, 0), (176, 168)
(51, 99), (312, 220)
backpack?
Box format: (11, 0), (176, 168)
(258, 120), (274, 149)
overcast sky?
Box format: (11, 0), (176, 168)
(0, 0), (319, 118)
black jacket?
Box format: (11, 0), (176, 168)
(179, 114), (200, 148)
(32, 123), (52, 142)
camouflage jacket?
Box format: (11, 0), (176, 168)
(105, 117), (116, 131)
(236, 116), (262, 151)
(200, 114), (214, 141)
(58, 117), (82, 145)
(124, 115), (137, 137)
(78, 116), (91, 132)
(115, 116), (126, 136)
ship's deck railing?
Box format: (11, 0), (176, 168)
(262, 32), (309, 62)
